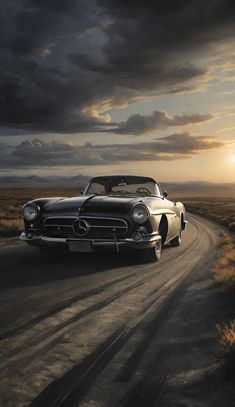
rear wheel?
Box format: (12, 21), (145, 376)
(141, 239), (162, 263)
(170, 231), (182, 247)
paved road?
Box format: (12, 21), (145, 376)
(0, 214), (221, 407)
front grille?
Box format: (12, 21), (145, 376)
(43, 216), (128, 239)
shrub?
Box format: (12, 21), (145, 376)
(213, 235), (235, 294)
(0, 219), (23, 238)
(229, 222), (235, 232)
(217, 320), (235, 378)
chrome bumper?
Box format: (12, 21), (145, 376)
(19, 232), (161, 251)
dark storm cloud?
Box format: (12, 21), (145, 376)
(76, 0), (235, 91)
(0, 132), (224, 168)
(1, 0), (235, 133)
(0, 0), (103, 133)
(24, 0), (78, 13)
(110, 111), (213, 135)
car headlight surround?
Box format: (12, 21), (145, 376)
(22, 204), (40, 221)
(131, 204), (150, 224)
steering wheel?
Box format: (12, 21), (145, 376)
(136, 187), (151, 196)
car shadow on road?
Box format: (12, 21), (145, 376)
(0, 246), (162, 289)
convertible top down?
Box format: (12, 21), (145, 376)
(20, 175), (187, 262)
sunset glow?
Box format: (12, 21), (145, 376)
(0, 1), (235, 184)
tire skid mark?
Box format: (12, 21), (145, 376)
(0, 221), (198, 344)
(115, 218), (217, 407)
(114, 234), (210, 383)
(2, 265), (191, 379)
(28, 221), (208, 407)
(0, 223), (200, 370)
(28, 272), (185, 407)
(0, 239), (187, 343)
(0, 260), (178, 371)
(120, 360), (174, 407)
(141, 225), (202, 315)
(28, 294), (176, 407)
(141, 225), (201, 306)
(0, 267), (150, 342)
(0, 262), (163, 351)
(1, 217), (206, 407)
(29, 324), (131, 407)
(1, 265), (191, 379)
(141, 270), (191, 315)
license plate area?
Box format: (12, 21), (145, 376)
(68, 240), (93, 253)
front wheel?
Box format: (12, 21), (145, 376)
(170, 231), (181, 247)
(141, 239), (162, 263)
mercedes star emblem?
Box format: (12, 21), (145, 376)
(73, 219), (90, 236)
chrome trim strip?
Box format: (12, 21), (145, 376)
(44, 224), (127, 229)
(44, 216), (127, 221)
(19, 233), (67, 243)
(90, 225), (127, 229)
(79, 216), (128, 228)
(44, 216), (77, 220)
(44, 216), (128, 233)
(44, 224), (74, 227)
(19, 232), (161, 244)
(183, 220), (188, 229)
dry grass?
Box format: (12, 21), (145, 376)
(217, 320), (235, 377)
(183, 198), (235, 232)
(213, 234), (235, 377)
(185, 198), (235, 372)
(0, 219), (23, 238)
(0, 187), (82, 238)
(213, 235), (235, 293)
(0, 190), (235, 238)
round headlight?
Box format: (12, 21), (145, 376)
(22, 205), (39, 221)
(131, 204), (149, 224)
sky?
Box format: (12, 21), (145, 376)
(0, 0), (235, 182)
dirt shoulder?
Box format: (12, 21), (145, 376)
(159, 268), (235, 406)
(0, 236), (22, 248)
(183, 198), (235, 233)
(158, 218), (235, 406)
(76, 216), (235, 407)
(0, 213), (234, 406)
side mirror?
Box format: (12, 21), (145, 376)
(162, 191), (168, 198)
(80, 191), (84, 196)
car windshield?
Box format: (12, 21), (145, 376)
(85, 177), (161, 197)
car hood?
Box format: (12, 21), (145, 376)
(43, 195), (144, 217)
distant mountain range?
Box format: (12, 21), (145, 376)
(0, 175), (90, 186)
(0, 175), (234, 197)
(161, 181), (235, 197)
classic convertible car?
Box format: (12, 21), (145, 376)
(19, 176), (187, 262)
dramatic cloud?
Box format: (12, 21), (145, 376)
(0, 133), (224, 168)
(110, 111), (213, 135)
(0, 1), (235, 133)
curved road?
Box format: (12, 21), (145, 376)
(0, 214), (221, 407)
